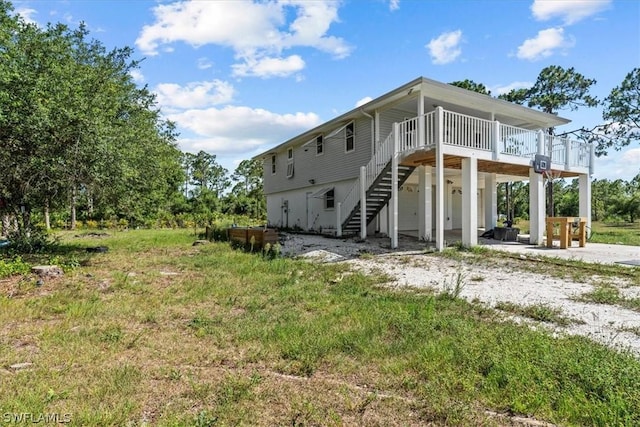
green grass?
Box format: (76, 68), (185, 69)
(577, 282), (640, 312)
(1, 229), (640, 425)
(590, 221), (640, 246)
(494, 301), (582, 327)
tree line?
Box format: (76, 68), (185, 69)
(1, 1), (638, 248)
(452, 65), (639, 222)
(0, 2), (264, 244)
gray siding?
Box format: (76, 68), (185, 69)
(264, 117), (372, 195)
(378, 107), (414, 144)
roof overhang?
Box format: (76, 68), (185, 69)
(253, 76), (571, 160)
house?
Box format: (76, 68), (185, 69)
(254, 77), (593, 250)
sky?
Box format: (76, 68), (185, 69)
(11, 0), (640, 182)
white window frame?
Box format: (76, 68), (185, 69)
(345, 121), (355, 153)
(286, 148), (294, 178)
(316, 135), (324, 156)
(325, 188), (335, 210)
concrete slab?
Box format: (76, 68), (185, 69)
(401, 229), (640, 266)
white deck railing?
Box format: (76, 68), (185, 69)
(340, 130), (395, 223)
(337, 108), (592, 231)
(499, 124), (539, 158)
(443, 111), (493, 151)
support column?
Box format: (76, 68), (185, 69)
(462, 157), (478, 247)
(391, 123), (400, 248)
(435, 107), (445, 251)
(529, 168), (545, 245)
(360, 166), (367, 240)
(579, 174), (592, 238)
(484, 173), (497, 231)
(418, 91), (425, 148)
(336, 202), (342, 237)
(418, 165), (433, 241)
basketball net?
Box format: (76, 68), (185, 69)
(543, 169), (561, 186)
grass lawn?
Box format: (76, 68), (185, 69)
(590, 221), (640, 246)
(1, 229), (640, 426)
(513, 219), (640, 246)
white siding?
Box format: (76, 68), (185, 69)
(265, 178), (356, 232)
(263, 118), (372, 195)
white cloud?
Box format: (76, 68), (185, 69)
(356, 97), (373, 107)
(492, 81), (533, 96)
(168, 106), (321, 155)
(14, 7), (37, 24)
(129, 69), (145, 84)
(154, 80), (235, 110)
(389, 0), (400, 11)
(197, 57), (213, 70)
(426, 30), (463, 65)
(516, 27), (575, 61)
(594, 147), (640, 181)
(232, 54), (305, 78)
(622, 148), (640, 164)
(531, 0), (611, 25)
(135, 0), (351, 78)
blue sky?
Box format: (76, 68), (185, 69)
(12, 0), (640, 181)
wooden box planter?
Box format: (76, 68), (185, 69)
(227, 227), (278, 250)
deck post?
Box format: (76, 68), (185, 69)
(418, 165), (433, 241)
(435, 107), (445, 251)
(565, 138), (572, 170)
(579, 174), (592, 238)
(417, 92), (425, 148)
(360, 166), (367, 240)
(391, 123), (399, 248)
(336, 202), (342, 237)
(492, 120), (500, 160)
(461, 157), (478, 247)
(484, 173), (497, 231)
(529, 168), (545, 244)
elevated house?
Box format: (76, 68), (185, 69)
(254, 77), (593, 250)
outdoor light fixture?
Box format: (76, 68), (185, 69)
(308, 179), (315, 184)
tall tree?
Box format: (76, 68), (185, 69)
(449, 79), (491, 95)
(597, 68), (640, 155)
(0, 3), (183, 237)
(500, 66), (598, 217)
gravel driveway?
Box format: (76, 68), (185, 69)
(280, 233), (640, 356)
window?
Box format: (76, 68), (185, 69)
(325, 189), (335, 209)
(286, 148), (294, 178)
(345, 122), (354, 152)
(316, 135), (324, 155)
(271, 154), (276, 174)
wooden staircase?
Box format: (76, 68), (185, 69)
(341, 162), (415, 235)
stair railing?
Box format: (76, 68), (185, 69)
(340, 129), (395, 228)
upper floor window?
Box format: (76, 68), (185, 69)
(271, 154), (276, 174)
(316, 135), (324, 155)
(286, 148), (294, 178)
(345, 122), (354, 152)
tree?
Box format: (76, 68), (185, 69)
(500, 66), (598, 217)
(225, 159), (265, 218)
(597, 68), (640, 155)
(449, 79), (491, 95)
(0, 3), (184, 238)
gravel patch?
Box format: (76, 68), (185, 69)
(280, 233), (640, 356)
